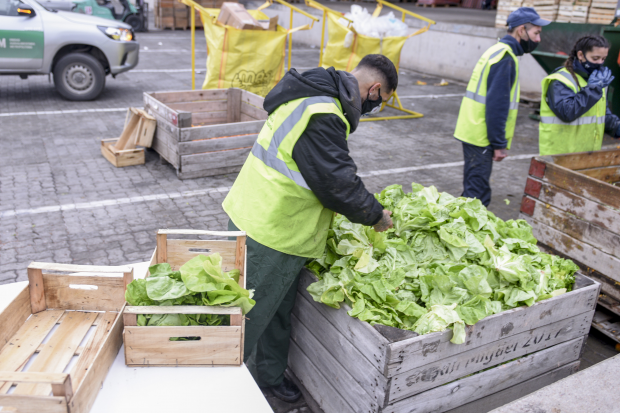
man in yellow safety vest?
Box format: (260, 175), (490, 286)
(222, 55), (397, 402)
(454, 8), (550, 206)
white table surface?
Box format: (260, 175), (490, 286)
(0, 263), (273, 413)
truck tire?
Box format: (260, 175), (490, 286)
(125, 15), (142, 31)
(53, 53), (106, 101)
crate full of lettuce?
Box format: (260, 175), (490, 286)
(123, 229), (253, 367)
(289, 184), (600, 413)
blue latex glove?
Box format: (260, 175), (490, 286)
(589, 67), (615, 89)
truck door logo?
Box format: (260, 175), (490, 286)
(0, 38), (6, 48)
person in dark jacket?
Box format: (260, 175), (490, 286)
(454, 8), (549, 206)
(539, 34), (620, 155)
(222, 54), (398, 403)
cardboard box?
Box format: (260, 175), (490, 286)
(217, 2), (263, 30)
(258, 15), (278, 31)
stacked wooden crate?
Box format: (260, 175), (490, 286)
(154, 0), (189, 30)
(533, 0), (560, 21)
(289, 268), (599, 413)
(520, 149), (620, 342)
(570, 0), (590, 22)
(496, 0), (523, 27)
(143, 88), (267, 179)
(556, 0), (574, 21)
(588, 0), (617, 24)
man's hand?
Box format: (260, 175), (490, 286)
(493, 149), (507, 162)
(373, 210), (393, 232)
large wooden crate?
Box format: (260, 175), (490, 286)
(144, 89), (267, 179)
(519, 149), (620, 341)
(289, 268), (599, 413)
(123, 229), (247, 367)
(0, 262), (132, 413)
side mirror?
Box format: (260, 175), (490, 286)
(17, 5), (36, 16)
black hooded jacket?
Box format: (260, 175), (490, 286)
(547, 60), (620, 137)
(263, 67), (384, 226)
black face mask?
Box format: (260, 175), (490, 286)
(582, 58), (603, 75)
(361, 87), (382, 115)
(519, 30), (539, 54)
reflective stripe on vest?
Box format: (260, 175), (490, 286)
(250, 96), (338, 191)
(464, 48), (520, 110)
(540, 115), (606, 126)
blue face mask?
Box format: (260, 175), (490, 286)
(582, 58), (603, 75)
(361, 87), (382, 116)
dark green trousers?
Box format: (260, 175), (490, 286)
(228, 220), (306, 387)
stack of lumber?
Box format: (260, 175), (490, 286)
(154, 0), (189, 30)
(101, 108), (156, 168)
(556, 0), (574, 21)
(533, 0), (561, 21)
(520, 149), (620, 343)
(571, 0), (590, 22)
(496, 0), (524, 27)
(588, 0), (617, 24)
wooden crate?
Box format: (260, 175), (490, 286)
(289, 268), (599, 413)
(155, 0), (190, 29)
(123, 229), (247, 367)
(519, 149), (620, 339)
(0, 262), (132, 413)
(101, 139), (145, 167)
(143, 88), (267, 179)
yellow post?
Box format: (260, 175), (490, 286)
(191, 4), (196, 90)
(318, 9), (326, 68)
(288, 7), (293, 71)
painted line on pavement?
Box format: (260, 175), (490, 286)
(397, 93), (464, 99)
(1, 154), (537, 218)
(130, 68), (204, 73)
(0, 108), (128, 117)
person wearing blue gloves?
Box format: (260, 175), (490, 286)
(539, 35), (620, 155)
(454, 8), (550, 206)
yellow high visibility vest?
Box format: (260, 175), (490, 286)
(539, 68), (606, 155)
(223, 96), (350, 258)
(454, 42), (520, 149)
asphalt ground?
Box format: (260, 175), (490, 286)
(0, 25), (617, 412)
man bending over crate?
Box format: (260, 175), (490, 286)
(222, 54), (397, 403)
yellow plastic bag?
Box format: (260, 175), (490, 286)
(321, 12), (407, 72)
(200, 9), (287, 96)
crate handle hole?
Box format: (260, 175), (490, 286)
(69, 284), (98, 290)
(169, 337), (202, 341)
(189, 248), (212, 253)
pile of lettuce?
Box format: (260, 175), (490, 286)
(306, 184), (579, 344)
(125, 253), (255, 328)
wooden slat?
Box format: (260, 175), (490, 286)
(181, 147), (251, 172)
(240, 89), (265, 109)
(144, 92), (191, 128)
(298, 270), (390, 374)
(293, 292), (388, 401)
(387, 312), (592, 403)
(156, 233), (167, 265)
(288, 340), (356, 413)
(42, 274), (125, 312)
(177, 165), (242, 180)
(0, 310), (65, 391)
(179, 120), (265, 141)
(191, 112), (228, 125)
(241, 102), (268, 120)
(168, 100), (227, 113)
(149, 89), (229, 104)
(387, 274), (598, 376)
(124, 305), (241, 315)
(523, 178), (620, 235)
(165, 239), (237, 271)
(291, 312), (382, 410)
(151, 126), (180, 169)
(28, 267), (46, 314)
(0, 284), (31, 348)
(538, 159), (620, 209)
(124, 326), (242, 365)
(523, 214), (620, 283)
(113, 110), (140, 151)
(235, 235), (246, 291)
(578, 165), (620, 183)
(13, 311), (96, 396)
(28, 263), (132, 273)
(591, 309), (620, 343)
(384, 337), (584, 413)
(178, 134), (258, 156)
(550, 148), (620, 170)
(158, 229), (245, 236)
(69, 312), (118, 392)
(69, 305), (124, 413)
(0, 372), (69, 385)
(0, 394), (67, 413)
(227, 88), (242, 123)
(522, 196), (620, 257)
(240, 113), (258, 122)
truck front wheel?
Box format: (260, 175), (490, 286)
(53, 53), (106, 101)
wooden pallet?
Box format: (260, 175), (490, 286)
(123, 229), (247, 367)
(289, 268), (598, 413)
(143, 89), (267, 179)
(0, 262), (132, 413)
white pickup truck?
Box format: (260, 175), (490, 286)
(0, 0), (139, 100)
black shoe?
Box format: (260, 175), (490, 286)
(268, 377), (302, 403)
